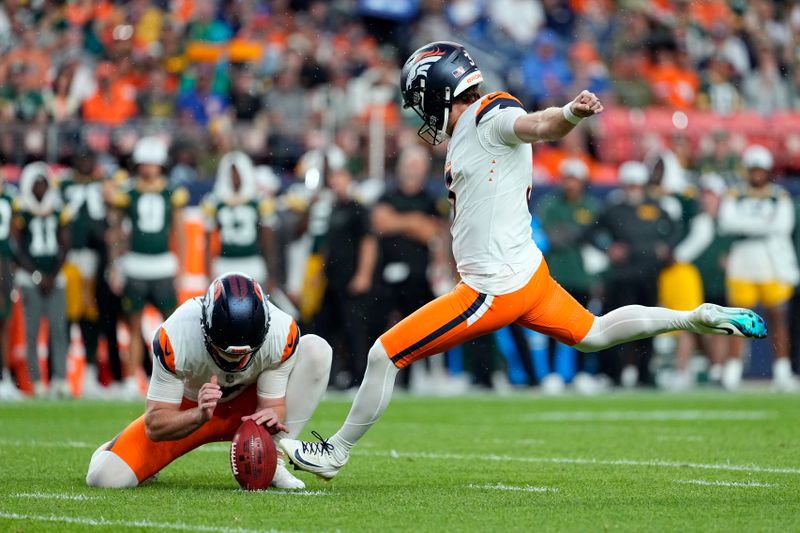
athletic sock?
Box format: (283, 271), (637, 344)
(331, 341), (399, 457)
(576, 305), (692, 352)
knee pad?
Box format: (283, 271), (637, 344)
(298, 334), (333, 373)
(85, 448), (138, 489)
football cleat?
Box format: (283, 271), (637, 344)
(690, 304), (768, 339)
(279, 431), (348, 480)
(271, 458), (306, 490)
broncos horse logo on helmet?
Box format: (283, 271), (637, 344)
(201, 273), (271, 372)
(400, 41), (484, 145)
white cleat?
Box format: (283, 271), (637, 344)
(271, 458), (306, 490)
(540, 373), (565, 396)
(279, 432), (348, 480)
(689, 304), (767, 339)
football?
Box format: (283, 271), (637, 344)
(230, 420), (278, 491)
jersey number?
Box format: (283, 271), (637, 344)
(30, 216), (58, 256)
(218, 205), (258, 246)
(137, 194), (166, 233)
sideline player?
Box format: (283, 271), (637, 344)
(202, 151), (278, 288)
(280, 41), (768, 478)
(86, 273), (332, 489)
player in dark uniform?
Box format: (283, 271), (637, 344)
(13, 162), (72, 398)
(108, 137), (188, 399)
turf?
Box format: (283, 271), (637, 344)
(1, 391), (800, 532)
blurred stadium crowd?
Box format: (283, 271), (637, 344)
(1, 0), (800, 400)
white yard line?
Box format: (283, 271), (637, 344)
(468, 483), (558, 493)
(0, 511), (294, 533)
(676, 479), (776, 488)
(367, 450), (800, 475)
(522, 410), (774, 422)
(240, 490), (328, 496)
(13, 492), (100, 501)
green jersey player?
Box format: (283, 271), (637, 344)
(202, 151), (278, 289)
(108, 136), (188, 399)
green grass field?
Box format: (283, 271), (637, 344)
(1, 391), (800, 532)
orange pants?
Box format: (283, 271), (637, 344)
(381, 261), (595, 368)
(108, 386), (258, 483)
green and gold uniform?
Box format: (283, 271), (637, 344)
(112, 178), (188, 314)
(202, 194), (276, 283)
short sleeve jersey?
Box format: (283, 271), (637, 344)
(149, 298), (300, 402)
(445, 91), (541, 295)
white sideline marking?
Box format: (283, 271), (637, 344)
(13, 492), (99, 501)
(0, 511), (292, 533)
(676, 479), (776, 488)
(523, 410), (774, 422)
(468, 483), (558, 493)
(368, 449), (800, 475)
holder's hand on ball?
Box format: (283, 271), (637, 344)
(198, 375), (222, 423)
(241, 408), (289, 435)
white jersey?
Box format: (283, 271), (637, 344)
(445, 92), (542, 295)
(719, 183), (799, 285)
(146, 298), (300, 404)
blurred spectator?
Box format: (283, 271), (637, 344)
(314, 168), (377, 390)
(647, 46), (699, 109)
(537, 159), (601, 386)
(137, 69), (176, 120)
(82, 63), (138, 126)
(0, 172), (21, 400)
(718, 145), (799, 391)
(521, 30), (572, 107)
(609, 52), (653, 108)
(13, 162), (72, 399)
(590, 161), (676, 387)
(695, 130), (739, 182)
(176, 66), (229, 126)
(743, 47), (792, 116)
(229, 66), (264, 121)
(0, 28), (50, 90)
(61, 146), (109, 398)
(697, 56), (741, 115)
(488, 0), (544, 47)
(0, 63), (46, 123)
(370, 145), (444, 386)
(43, 68), (81, 123)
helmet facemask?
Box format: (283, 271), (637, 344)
(404, 77), (452, 145)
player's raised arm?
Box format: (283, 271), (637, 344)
(513, 90), (604, 143)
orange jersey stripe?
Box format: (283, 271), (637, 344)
(475, 91), (523, 116)
(155, 327), (177, 373)
(281, 320), (300, 363)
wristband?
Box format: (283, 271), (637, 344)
(31, 270), (42, 286)
(562, 103), (583, 125)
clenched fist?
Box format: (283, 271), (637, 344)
(569, 90), (604, 118)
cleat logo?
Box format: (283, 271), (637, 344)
(293, 449), (322, 469)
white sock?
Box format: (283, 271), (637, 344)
(576, 305), (692, 352)
(331, 340), (399, 454)
(273, 335), (332, 446)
